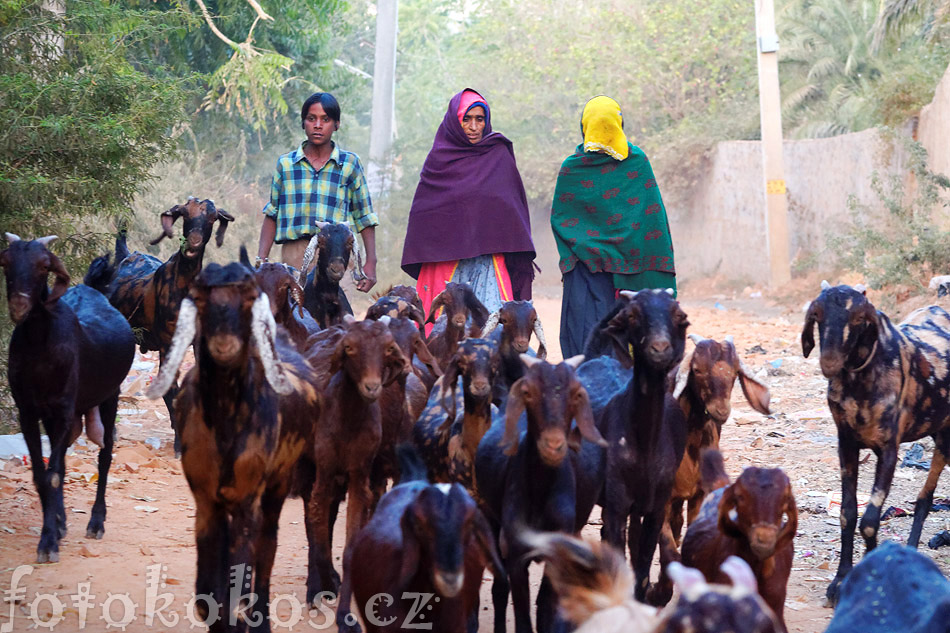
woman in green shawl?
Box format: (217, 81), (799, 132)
(551, 95), (676, 357)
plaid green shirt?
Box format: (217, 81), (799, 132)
(263, 142), (378, 243)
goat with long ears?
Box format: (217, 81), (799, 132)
(801, 281), (950, 605)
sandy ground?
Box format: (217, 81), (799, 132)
(3, 285), (950, 632)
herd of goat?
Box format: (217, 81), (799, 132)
(5, 197), (950, 633)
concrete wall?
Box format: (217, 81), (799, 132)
(673, 62), (950, 283)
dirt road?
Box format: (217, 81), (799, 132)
(3, 290), (950, 632)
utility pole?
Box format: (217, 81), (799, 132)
(754, 0), (791, 287)
(367, 0), (398, 201)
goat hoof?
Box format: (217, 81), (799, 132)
(645, 582), (673, 607)
(36, 549), (58, 564)
(86, 526), (104, 539)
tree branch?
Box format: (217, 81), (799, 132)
(192, 0), (239, 50)
(245, 0), (274, 22)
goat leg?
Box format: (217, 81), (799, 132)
(159, 349), (182, 457)
(490, 571), (510, 633)
(632, 511), (663, 603)
(305, 475), (339, 605)
(228, 505), (265, 632)
(535, 573), (569, 633)
(507, 554), (533, 633)
(827, 430), (860, 606)
(909, 442), (949, 548)
(22, 410), (60, 563)
(336, 475), (373, 633)
(194, 502), (228, 627)
(250, 493), (285, 633)
(648, 513), (679, 606)
(859, 442), (898, 551)
(87, 393), (118, 539)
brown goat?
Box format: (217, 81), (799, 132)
(650, 334), (772, 604)
(85, 197), (234, 455)
(254, 261), (321, 350)
(681, 450), (797, 632)
(147, 259), (319, 631)
(413, 338), (500, 500)
(302, 317), (410, 632)
(424, 282), (489, 367)
(350, 446), (503, 633)
(525, 531), (781, 633)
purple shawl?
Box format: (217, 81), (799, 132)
(401, 89), (536, 299)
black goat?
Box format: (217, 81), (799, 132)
(802, 281), (950, 604)
(1, 234), (135, 563)
(146, 258), (320, 632)
(298, 222), (357, 328)
(475, 355), (608, 633)
(425, 282), (489, 369)
(481, 300), (548, 408)
(598, 288), (690, 605)
(85, 197), (234, 455)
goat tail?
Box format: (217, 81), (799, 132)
(395, 443), (429, 484)
(83, 253), (114, 295)
(146, 298), (197, 399)
(523, 532), (656, 629)
(250, 293), (294, 396)
(700, 448), (730, 495)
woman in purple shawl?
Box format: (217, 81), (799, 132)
(401, 89), (536, 323)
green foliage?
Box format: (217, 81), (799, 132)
(830, 134), (950, 288)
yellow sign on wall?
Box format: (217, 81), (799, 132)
(766, 179), (787, 195)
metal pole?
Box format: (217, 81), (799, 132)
(367, 0), (398, 201)
(754, 0), (791, 287)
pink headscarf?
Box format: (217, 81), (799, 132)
(456, 89), (488, 124)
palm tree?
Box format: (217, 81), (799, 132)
(872, 0), (950, 49)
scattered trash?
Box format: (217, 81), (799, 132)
(827, 491), (870, 518)
(881, 506), (910, 520)
(928, 530), (950, 550)
(766, 431), (785, 438)
(750, 291), (763, 298)
(714, 302), (727, 311)
(932, 498), (950, 512)
(769, 359), (784, 369)
(750, 437), (765, 449)
(130, 495), (157, 503)
(131, 361), (155, 372)
(140, 544), (154, 556)
(900, 442), (931, 471)
(801, 550), (815, 558)
(1, 526), (14, 534)
(144, 437), (162, 451)
(747, 344), (767, 355)
(134, 505), (159, 513)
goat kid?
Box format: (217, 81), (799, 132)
(350, 445), (503, 633)
(299, 222), (359, 328)
(802, 281), (950, 604)
(86, 197), (234, 455)
(2, 234), (135, 563)
(681, 450), (797, 632)
(424, 282), (489, 361)
(302, 317), (410, 632)
(476, 355), (608, 633)
(146, 259), (319, 632)
(253, 261), (321, 350)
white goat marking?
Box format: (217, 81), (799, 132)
(146, 298), (197, 399)
(251, 294), (293, 396)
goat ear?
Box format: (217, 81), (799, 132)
(396, 510), (422, 591)
(213, 208), (234, 248)
(472, 506), (505, 579)
(45, 251), (70, 305)
(239, 245), (254, 271)
(569, 383), (607, 449)
(289, 280), (306, 319)
(150, 205), (182, 245)
(329, 337), (346, 375)
(409, 304), (426, 330)
(297, 234), (321, 286)
(801, 301), (818, 358)
(717, 484), (744, 540)
(671, 349), (694, 400)
(426, 291), (446, 325)
(412, 336), (442, 377)
(464, 288), (489, 331)
(737, 356), (771, 415)
(776, 482), (798, 552)
(383, 345), (410, 388)
(500, 378), (526, 456)
(533, 317), (548, 360)
(605, 307), (635, 369)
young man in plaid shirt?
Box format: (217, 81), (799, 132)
(256, 92), (378, 292)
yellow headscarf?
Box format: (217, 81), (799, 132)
(581, 96), (628, 161)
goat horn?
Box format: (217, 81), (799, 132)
(251, 293), (294, 395)
(146, 298), (197, 399)
(563, 354), (584, 369)
(820, 279), (831, 290)
(687, 333), (706, 345)
(854, 283), (867, 294)
(533, 318), (548, 360)
(666, 561), (709, 601)
(4, 232), (21, 243)
(482, 311), (500, 335)
(619, 290), (639, 300)
(35, 235), (58, 246)
(315, 221), (329, 229)
(720, 556), (758, 597)
(379, 315), (391, 326)
(725, 335), (734, 345)
(664, 287), (675, 296)
(520, 353), (543, 369)
(297, 234), (321, 286)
